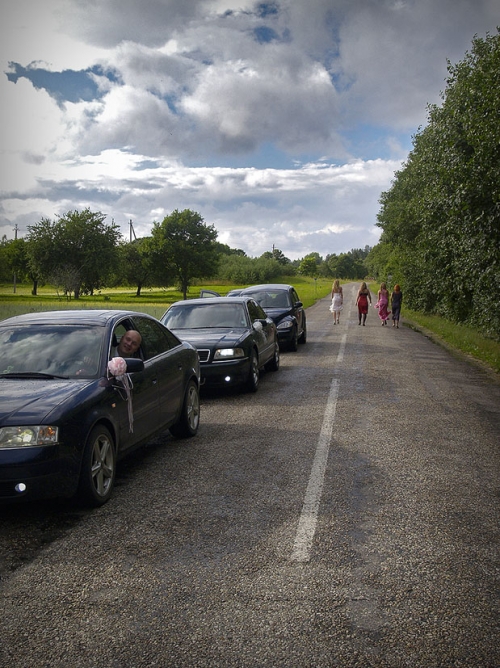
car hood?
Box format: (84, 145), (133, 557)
(169, 327), (247, 348)
(0, 378), (94, 425)
(261, 307), (293, 323)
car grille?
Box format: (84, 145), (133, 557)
(197, 349), (211, 363)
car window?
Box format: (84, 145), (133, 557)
(291, 289), (300, 305)
(0, 325), (105, 377)
(247, 300), (266, 322)
(132, 317), (174, 360)
(164, 304), (247, 329)
(272, 291), (291, 308)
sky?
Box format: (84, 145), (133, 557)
(1, 1), (499, 261)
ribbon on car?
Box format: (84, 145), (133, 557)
(107, 357), (134, 433)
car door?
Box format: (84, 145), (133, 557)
(132, 316), (185, 428)
(111, 319), (161, 450)
(291, 288), (305, 334)
(246, 299), (275, 364)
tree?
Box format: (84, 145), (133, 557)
(260, 247), (292, 266)
(376, 30), (500, 338)
(117, 237), (155, 297)
(150, 209), (219, 299)
(25, 217), (57, 295)
(26, 209), (121, 298)
(298, 255), (320, 277)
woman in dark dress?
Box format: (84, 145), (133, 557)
(391, 284), (403, 328)
(356, 282), (372, 326)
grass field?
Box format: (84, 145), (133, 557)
(1, 279), (498, 374)
(0, 277), (333, 321)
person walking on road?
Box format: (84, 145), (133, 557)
(356, 282), (372, 326)
(375, 282), (391, 326)
(329, 279), (343, 325)
(391, 284), (403, 328)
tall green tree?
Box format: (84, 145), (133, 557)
(117, 237), (155, 297)
(26, 209), (121, 298)
(150, 209), (219, 299)
(376, 30), (500, 338)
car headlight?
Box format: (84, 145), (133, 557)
(0, 426), (59, 449)
(213, 348), (245, 360)
(277, 320), (293, 330)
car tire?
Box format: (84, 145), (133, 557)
(170, 379), (200, 438)
(244, 350), (260, 392)
(298, 320), (307, 344)
(77, 425), (116, 507)
(289, 328), (299, 352)
(265, 342), (280, 372)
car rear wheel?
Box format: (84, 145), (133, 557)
(170, 380), (200, 438)
(245, 350), (260, 392)
(77, 425), (116, 507)
(265, 342), (280, 372)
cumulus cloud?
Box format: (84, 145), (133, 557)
(1, 0), (499, 258)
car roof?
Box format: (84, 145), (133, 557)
(167, 297), (255, 307)
(239, 284), (294, 292)
(0, 310), (152, 327)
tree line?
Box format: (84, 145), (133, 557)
(0, 209), (371, 299)
(366, 30), (500, 340)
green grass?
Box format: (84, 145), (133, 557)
(0, 277), (333, 321)
(367, 282), (499, 374)
(402, 309), (500, 374)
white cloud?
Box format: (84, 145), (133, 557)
(1, 0), (499, 259)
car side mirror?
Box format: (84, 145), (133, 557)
(124, 358), (144, 373)
(295, 301), (303, 308)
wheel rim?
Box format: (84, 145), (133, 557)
(91, 433), (115, 498)
(186, 385), (200, 431)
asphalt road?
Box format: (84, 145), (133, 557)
(1, 283), (499, 667)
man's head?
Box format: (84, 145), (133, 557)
(117, 330), (142, 357)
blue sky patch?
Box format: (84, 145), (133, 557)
(5, 62), (116, 105)
(253, 26), (280, 43)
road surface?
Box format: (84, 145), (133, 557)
(1, 283), (499, 667)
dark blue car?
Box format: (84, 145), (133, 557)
(161, 297), (280, 392)
(238, 284), (307, 351)
(0, 310), (200, 506)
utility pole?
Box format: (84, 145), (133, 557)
(130, 220), (137, 242)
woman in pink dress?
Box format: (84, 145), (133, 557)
(375, 282), (391, 325)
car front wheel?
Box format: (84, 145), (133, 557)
(289, 327), (299, 352)
(170, 379), (200, 438)
(298, 320), (307, 344)
(77, 425), (116, 507)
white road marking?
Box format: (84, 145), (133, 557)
(291, 334), (346, 562)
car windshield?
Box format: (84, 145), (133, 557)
(164, 304), (248, 329)
(245, 291), (291, 309)
(0, 325), (105, 378)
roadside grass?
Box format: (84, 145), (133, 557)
(368, 282), (499, 374)
(402, 309), (500, 374)
(0, 277), (332, 320)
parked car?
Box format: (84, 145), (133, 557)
(0, 310), (200, 506)
(161, 297), (280, 392)
(200, 289), (243, 297)
(238, 284), (307, 351)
